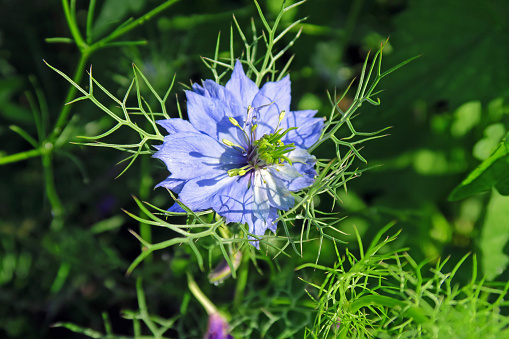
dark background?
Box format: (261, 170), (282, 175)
(1, 0), (509, 337)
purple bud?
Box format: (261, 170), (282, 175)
(204, 313), (233, 339)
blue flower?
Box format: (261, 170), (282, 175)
(154, 61), (323, 247)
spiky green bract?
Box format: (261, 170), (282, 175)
(44, 61), (174, 177)
(298, 223), (509, 338)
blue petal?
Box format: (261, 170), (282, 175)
(186, 90), (248, 148)
(252, 170), (271, 221)
(153, 132), (246, 180)
(156, 176), (187, 194)
(281, 110), (324, 149)
(168, 202), (186, 213)
(191, 82), (206, 95)
(157, 118), (197, 135)
(267, 148), (316, 191)
(226, 60), (259, 112)
(213, 173), (280, 248)
(202, 79), (244, 115)
(214, 173), (252, 223)
(176, 172), (237, 212)
(244, 207), (279, 249)
(251, 75), (291, 137)
(253, 169), (294, 221)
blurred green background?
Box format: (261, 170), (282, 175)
(1, 0), (508, 337)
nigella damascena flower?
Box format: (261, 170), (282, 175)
(154, 61), (324, 247)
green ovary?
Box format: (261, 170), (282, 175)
(253, 127), (297, 166)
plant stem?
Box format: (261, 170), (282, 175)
(48, 51), (90, 142)
(187, 272), (218, 315)
(136, 277), (160, 338)
(93, 0), (181, 49)
(233, 248), (250, 309)
(61, 0), (87, 50)
(139, 153), (153, 261)
(42, 150), (64, 231)
(0, 148), (42, 165)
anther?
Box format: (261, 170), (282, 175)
(222, 138), (246, 152)
(229, 117), (241, 127)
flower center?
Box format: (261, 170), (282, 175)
(224, 110), (297, 177)
(251, 126), (297, 167)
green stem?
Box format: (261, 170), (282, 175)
(139, 152), (153, 260)
(93, 0), (181, 49)
(136, 277), (160, 338)
(0, 148), (42, 165)
(48, 51), (90, 142)
(61, 0), (87, 50)
(43, 50), (89, 231)
(86, 0), (98, 44)
(233, 249), (250, 309)
(2, 0), (181, 166)
(42, 150), (64, 230)
(187, 272), (218, 315)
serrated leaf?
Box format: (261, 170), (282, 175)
(449, 133), (509, 200)
(480, 189), (509, 281)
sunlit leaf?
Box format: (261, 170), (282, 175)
(450, 101), (481, 137)
(449, 132), (509, 200)
(480, 189), (509, 281)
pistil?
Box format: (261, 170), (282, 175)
(224, 110), (298, 177)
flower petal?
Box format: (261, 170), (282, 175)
(186, 91), (247, 148)
(214, 173), (252, 223)
(244, 206), (279, 249)
(191, 82), (206, 95)
(267, 148), (317, 191)
(226, 60), (259, 111)
(205, 313), (233, 339)
(153, 132), (245, 180)
(168, 202), (186, 213)
(155, 176), (187, 194)
(252, 170), (271, 221)
(176, 172), (237, 212)
(263, 169), (294, 209)
(253, 169), (294, 220)
(251, 75), (291, 137)
(157, 118), (197, 135)
(281, 110), (324, 149)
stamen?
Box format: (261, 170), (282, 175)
(229, 117), (241, 128)
(251, 123), (257, 143)
(227, 164), (252, 177)
(222, 138), (246, 152)
(275, 110), (286, 131)
(229, 116), (250, 144)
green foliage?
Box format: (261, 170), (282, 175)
(450, 132), (509, 200)
(44, 61), (171, 176)
(480, 190), (509, 281)
(54, 278), (181, 339)
(2, 0), (509, 338)
(44, 0), (416, 273)
(386, 0), (509, 112)
(300, 224), (509, 338)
